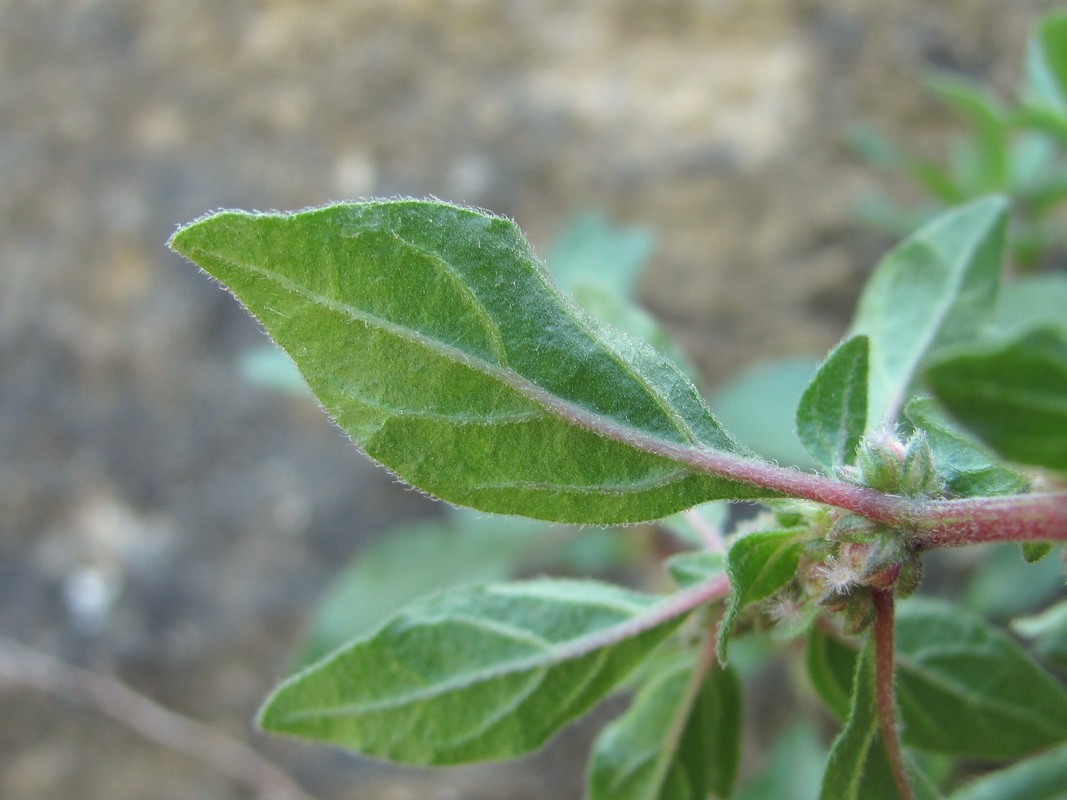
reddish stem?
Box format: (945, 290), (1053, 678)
(910, 493), (1067, 549)
(871, 590), (912, 800)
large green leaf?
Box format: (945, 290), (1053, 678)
(904, 397), (1029, 498)
(925, 326), (1067, 470)
(808, 599), (1067, 759)
(171, 201), (769, 524)
(587, 651), (740, 800)
(797, 335), (869, 470)
(718, 528), (805, 661)
(948, 741), (1067, 800)
(848, 196), (1007, 429)
(259, 578), (707, 764)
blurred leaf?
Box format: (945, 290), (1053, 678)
(261, 578), (694, 763)
(904, 396), (1029, 498)
(965, 542), (1066, 620)
(659, 502), (729, 547)
(927, 74), (1009, 192)
(994, 273), (1067, 336)
(718, 528), (805, 661)
(713, 357), (821, 470)
(171, 201), (769, 525)
(735, 719), (827, 800)
(1013, 598), (1067, 670)
(1022, 542), (1054, 564)
(665, 551), (725, 590)
(849, 196), (1008, 429)
(239, 345), (309, 394)
(797, 335), (869, 470)
(1025, 12), (1067, 115)
(298, 511), (552, 665)
(948, 741), (1067, 800)
(926, 326), (1067, 470)
(807, 624), (861, 721)
(894, 598), (1067, 759)
(546, 212), (655, 299)
(587, 651), (740, 800)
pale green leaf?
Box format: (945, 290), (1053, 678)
(259, 578), (707, 764)
(713, 357), (821, 470)
(297, 511), (552, 665)
(171, 201), (769, 525)
(926, 74), (1008, 192)
(587, 651), (740, 800)
(904, 397), (1029, 498)
(718, 528), (804, 661)
(546, 212), (655, 299)
(665, 551), (724, 590)
(797, 335), (869, 470)
(994, 273), (1067, 336)
(925, 326), (1067, 470)
(1025, 12), (1067, 114)
(1013, 598), (1067, 670)
(848, 196), (1008, 428)
(807, 624), (860, 721)
(660, 502), (729, 547)
(735, 720), (826, 800)
(948, 741), (1067, 800)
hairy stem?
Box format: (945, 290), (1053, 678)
(910, 492), (1067, 549)
(871, 590), (911, 800)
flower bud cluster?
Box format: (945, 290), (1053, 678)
(837, 426), (944, 497)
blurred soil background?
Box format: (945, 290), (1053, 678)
(0, 2), (1061, 798)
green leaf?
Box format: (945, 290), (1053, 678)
(848, 196), (1008, 429)
(797, 336), (869, 470)
(259, 578), (704, 764)
(239, 345), (310, 394)
(171, 201), (769, 525)
(587, 651), (740, 800)
(807, 624), (862, 721)
(1025, 12), (1067, 115)
(546, 212), (655, 299)
(665, 551), (725, 590)
(735, 720), (827, 800)
(965, 543), (1066, 620)
(820, 640), (929, 800)
(1013, 598), (1067, 670)
(297, 511), (552, 665)
(927, 74), (1008, 192)
(994, 273), (1067, 336)
(893, 598), (1067, 759)
(660, 502), (729, 547)
(718, 528), (805, 661)
(1022, 541), (1053, 564)
(948, 741), (1067, 800)
(713, 357), (822, 470)
(904, 397), (1029, 497)
(925, 326), (1067, 470)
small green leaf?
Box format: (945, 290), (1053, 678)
(1025, 12), (1067, 114)
(718, 528), (804, 661)
(665, 551), (725, 590)
(587, 651), (741, 800)
(925, 326), (1067, 470)
(893, 598), (1067, 759)
(948, 741), (1067, 800)
(171, 201), (769, 525)
(1022, 541), (1053, 564)
(713, 357), (822, 470)
(259, 578), (701, 764)
(904, 397), (1029, 497)
(797, 335), (869, 470)
(546, 212), (655, 299)
(820, 640), (921, 800)
(297, 512), (551, 665)
(807, 624), (861, 721)
(849, 196), (1008, 428)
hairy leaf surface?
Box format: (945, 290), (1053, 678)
(260, 578), (708, 763)
(171, 201), (769, 524)
(797, 335), (869, 470)
(848, 196), (1007, 428)
(587, 651), (740, 800)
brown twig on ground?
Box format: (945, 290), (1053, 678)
(0, 636), (317, 800)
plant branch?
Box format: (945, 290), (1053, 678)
(0, 637), (316, 800)
(871, 590), (911, 800)
(910, 492), (1067, 549)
